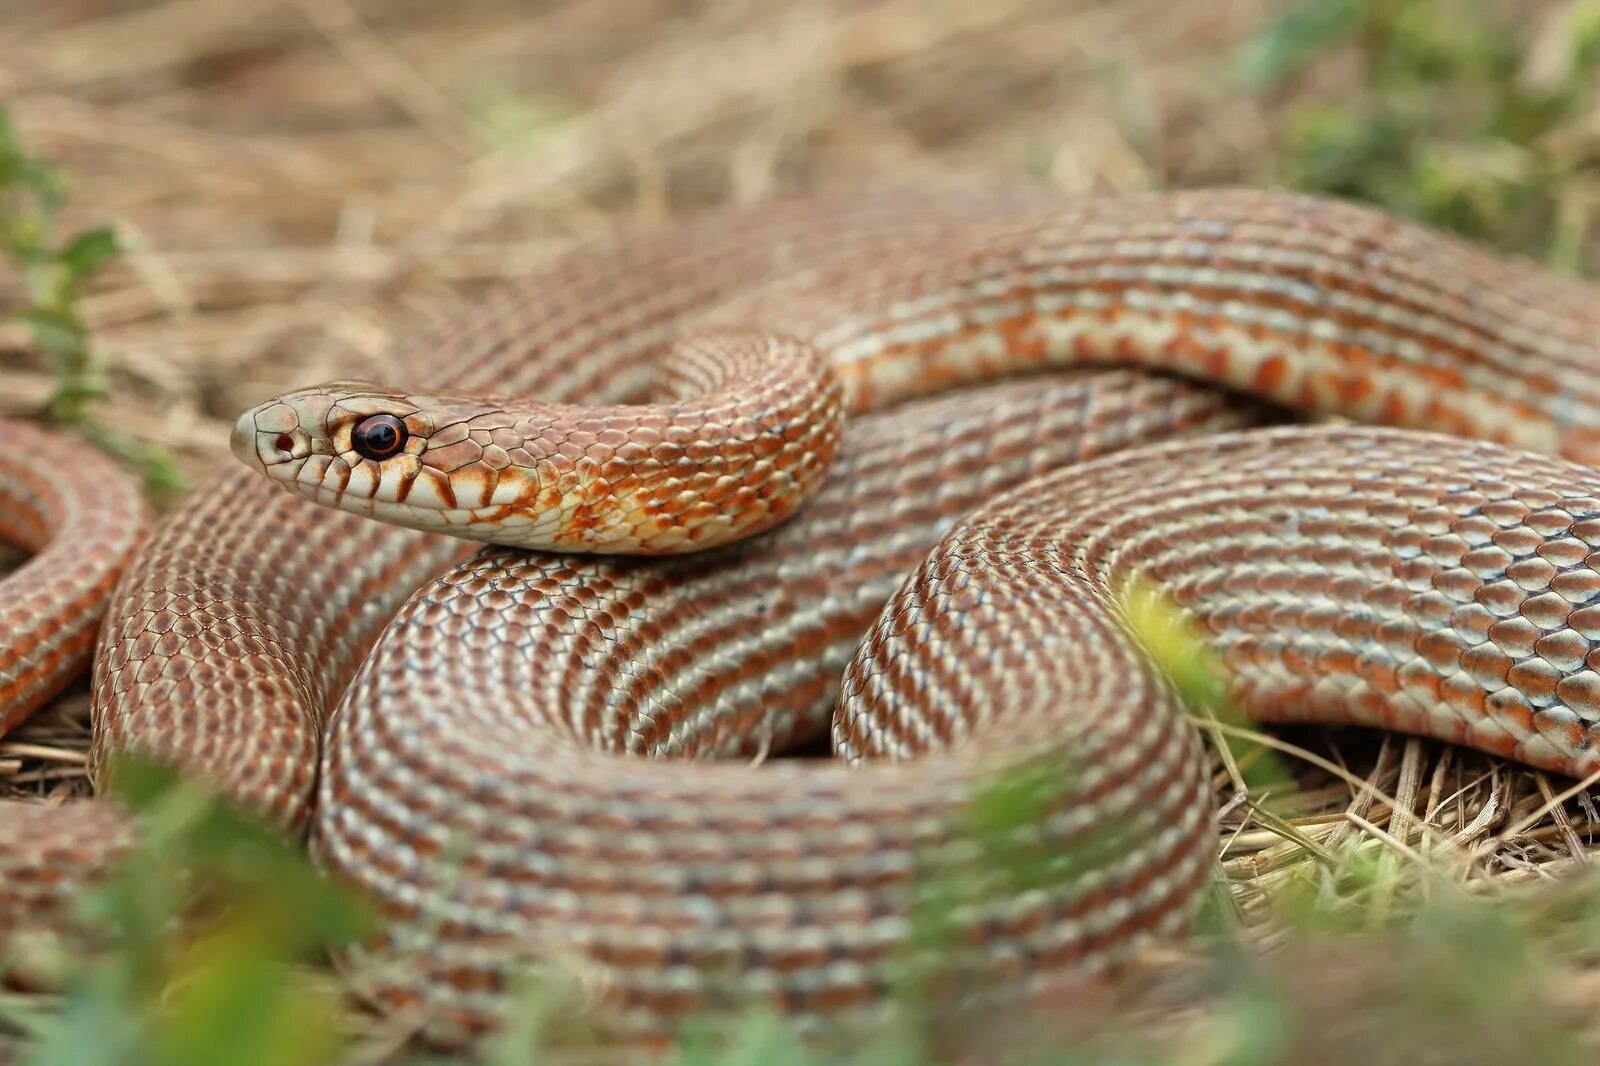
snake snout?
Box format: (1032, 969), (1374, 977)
(231, 401), (308, 474)
(230, 409), (265, 471)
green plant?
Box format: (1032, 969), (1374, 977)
(1240, 0), (1600, 272)
(7, 759), (371, 1066)
(0, 109), (181, 495)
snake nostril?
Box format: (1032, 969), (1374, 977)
(275, 433), (294, 454)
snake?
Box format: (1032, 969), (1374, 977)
(4, 185), (1600, 1047)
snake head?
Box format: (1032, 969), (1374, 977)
(231, 366), (842, 554)
(231, 380), (593, 548)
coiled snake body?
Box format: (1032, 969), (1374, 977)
(4, 187), (1600, 1044)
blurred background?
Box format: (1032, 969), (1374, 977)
(5, 2), (1600, 1063)
(4, 0), (1598, 489)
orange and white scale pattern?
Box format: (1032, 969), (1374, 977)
(4, 187), (1600, 1047)
(0, 420), (145, 925)
(806, 194), (1598, 452)
(315, 374), (1245, 1041)
(233, 332), (846, 554)
(0, 421), (146, 731)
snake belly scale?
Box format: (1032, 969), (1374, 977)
(3, 186), (1600, 1044)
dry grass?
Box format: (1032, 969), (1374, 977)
(4, 0), (1600, 1060)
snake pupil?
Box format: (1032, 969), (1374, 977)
(353, 414), (407, 461)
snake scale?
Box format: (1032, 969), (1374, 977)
(4, 186), (1600, 1046)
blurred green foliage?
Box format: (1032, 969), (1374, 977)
(0, 109), (181, 495)
(10, 758), (370, 1066)
(460, 82), (580, 156)
(1240, 0), (1600, 272)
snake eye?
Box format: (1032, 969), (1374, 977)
(352, 413), (408, 461)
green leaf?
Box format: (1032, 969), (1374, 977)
(13, 756), (375, 1066)
(140, 449), (187, 497)
(154, 931), (346, 1066)
(461, 82), (578, 156)
(1570, 0), (1600, 80)
(0, 111), (63, 223)
(19, 970), (147, 1066)
(1280, 104), (1401, 194)
(58, 226), (121, 280)
(1375, 0), (1509, 85)
(14, 306), (87, 353)
(104, 756), (374, 952)
(1235, 0), (1366, 91)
